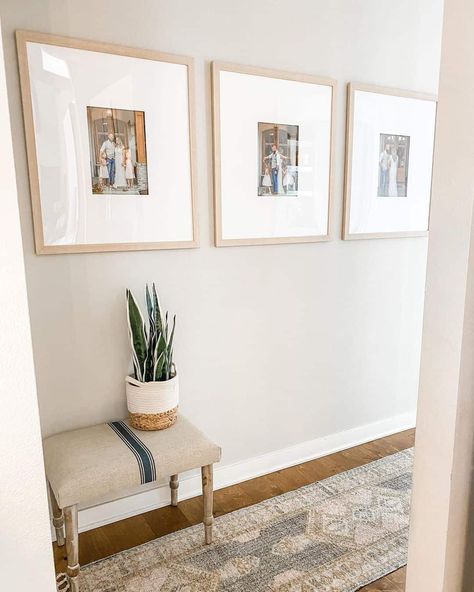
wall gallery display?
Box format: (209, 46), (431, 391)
(212, 62), (336, 247)
(16, 31), (198, 254)
(343, 83), (437, 240)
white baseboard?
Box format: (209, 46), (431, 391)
(52, 412), (415, 539)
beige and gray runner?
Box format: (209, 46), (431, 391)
(57, 448), (413, 591)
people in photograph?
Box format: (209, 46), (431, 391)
(388, 147), (399, 197)
(125, 148), (135, 188)
(379, 143), (391, 196)
(261, 165), (272, 195)
(113, 136), (126, 189)
(264, 144), (287, 194)
(100, 133), (116, 187)
(98, 154), (108, 188)
(283, 166), (295, 193)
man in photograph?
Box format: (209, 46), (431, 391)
(379, 143), (390, 196)
(100, 133), (116, 187)
(264, 144), (287, 194)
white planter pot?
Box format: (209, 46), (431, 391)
(125, 373), (179, 431)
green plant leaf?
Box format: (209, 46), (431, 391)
(156, 331), (167, 357)
(153, 351), (166, 381)
(126, 289), (147, 382)
(127, 285), (177, 383)
(146, 284), (162, 381)
(152, 283), (163, 336)
(146, 284), (156, 335)
(167, 315), (176, 353)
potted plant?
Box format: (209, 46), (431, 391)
(125, 284), (178, 431)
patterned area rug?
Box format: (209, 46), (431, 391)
(57, 448), (413, 591)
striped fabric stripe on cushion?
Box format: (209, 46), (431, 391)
(107, 421), (156, 484)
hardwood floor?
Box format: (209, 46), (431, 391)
(52, 429), (415, 591)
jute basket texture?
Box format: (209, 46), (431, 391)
(125, 373), (179, 431)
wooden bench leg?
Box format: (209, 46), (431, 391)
(170, 474), (179, 507)
(49, 484), (65, 547)
(201, 464), (214, 544)
(64, 504), (80, 592)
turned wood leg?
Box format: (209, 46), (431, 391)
(170, 474), (179, 507)
(49, 483), (65, 547)
(201, 464), (214, 544)
(64, 504), (80, 592)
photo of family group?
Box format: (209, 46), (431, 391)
(87, 106), (149, 195)
(257, 122), (299, 196)
(377, 133), (410, 197)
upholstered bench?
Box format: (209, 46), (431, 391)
(43, 415), (221, 592)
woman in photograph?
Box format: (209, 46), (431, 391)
(113, 136), (126, 189)
(125, 147), (135, 189)
(388, 147), (399, 197)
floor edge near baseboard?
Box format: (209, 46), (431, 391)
(50, 411), (416, 540)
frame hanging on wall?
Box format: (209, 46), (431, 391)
(16, 30), (198, 254)
(343, 82), (437, 240)
(212, 61), (337, 247)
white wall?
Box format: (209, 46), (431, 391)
(0, 20), (57, 591)
(406, 0), (474, 589)
(0, 0), (443, 522)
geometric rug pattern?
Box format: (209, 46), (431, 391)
(60, 448), (413, 591)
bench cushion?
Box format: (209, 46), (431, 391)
(43, 415), (221, 509)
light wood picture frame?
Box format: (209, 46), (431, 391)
(212, 62), (337, 247)
(343, 82), (437, 240)
(16, 30), (198, 254)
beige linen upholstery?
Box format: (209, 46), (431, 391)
(43, 415), (221, 509)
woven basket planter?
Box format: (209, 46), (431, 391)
(125, 374), (179, 431)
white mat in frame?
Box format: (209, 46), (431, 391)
(16, 30), (198, 254)
(343, 82), (437, 240)
(212, 62), (337, 247)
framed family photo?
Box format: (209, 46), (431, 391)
(343, 83), (437, 240)
(86, 106), (149, 196)
(257, 122), (299, 197)
(212, 62), (336, 247)
(16, 30), (198, 254)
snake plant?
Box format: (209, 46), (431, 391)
(126, 284), (176, 382)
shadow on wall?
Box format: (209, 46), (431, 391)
(461, 432), (474, 591)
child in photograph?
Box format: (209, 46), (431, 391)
(262, 165), (272, 194)
(125, 148), (135, 189)
(283, 167), (295, 193)
(98, 154), (109, 187)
